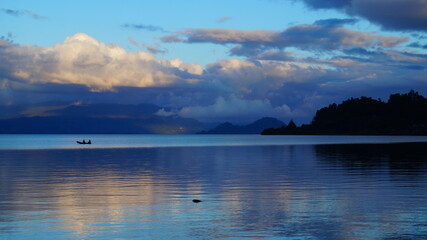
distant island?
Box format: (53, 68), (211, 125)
(198, 117), (285, 134)
(262, 90), (427, 135)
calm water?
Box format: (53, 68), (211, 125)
(2, 134), (427, 149)
(1, 135), (427, 239)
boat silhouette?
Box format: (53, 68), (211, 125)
(76, 140), (91, 144)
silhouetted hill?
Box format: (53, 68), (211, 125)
(199, 117), (285, 134)
(0, 103), (204, 134)
(262, 90), (427, 135)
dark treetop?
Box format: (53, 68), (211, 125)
(262, 90), (427, 135)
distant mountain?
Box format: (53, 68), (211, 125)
(0, 103), (205, 134)
(199, 117), (285, 134)
(48, 103), (161, 118)
(262, 90), (427, 135)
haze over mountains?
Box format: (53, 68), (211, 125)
(0, 103), (205, 134)
(199, 117), (285, 134)
(0, 103), (285, 134)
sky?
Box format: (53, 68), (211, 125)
(1, 0), (427, 124)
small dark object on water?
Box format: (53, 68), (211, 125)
(192, 199), (202, 203)
(76, 139), (92, 144)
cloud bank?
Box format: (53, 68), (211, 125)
(1, 30), (426, 123)
(161, 21), (408, 54)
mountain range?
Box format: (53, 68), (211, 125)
(198, 117), (285, 134)
(0, 103), (285, 134)
(0, 103), (205, 134)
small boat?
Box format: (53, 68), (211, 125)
(76, 140), (91, 144)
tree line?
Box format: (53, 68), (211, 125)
(262, 90), (427, 135)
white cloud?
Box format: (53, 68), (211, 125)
(178, 94), (298, 122)
(155, 108), (176, 117)
(206, 58), (327, 98)
(168, 58), (204, 75)
(0, 33), (203, 91)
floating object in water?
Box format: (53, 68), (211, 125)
(192, 199), (202, 203)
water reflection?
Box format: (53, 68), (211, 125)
(0, 144), (427, 239)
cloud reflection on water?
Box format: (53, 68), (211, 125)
(0, 144), (427, 239)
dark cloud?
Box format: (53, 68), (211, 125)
(160, 34), (185, 43)
(342, 47), (378, 56)
(122, 23), (167, 32)
(229, 45), (266, 58)
(352, 0), (427, 31)
(298, 0), (352, 9)
(161, 24), (407, 54)
(0, 32), (14, 43)
(163, 28), (277, 45)
(253, 51), (296, 61)
(296, 0), (427, 31)
(217, 17), (232, 23)
(230, 45), (295, 61)
(280, 24), (395, 50)
(0, 8), (46, 20)
(142, 42), (168, 55)
(313, 18), (358, 27)
(126, 37), (168, 55)
(330, 49), (427, 72)
(408, 42), (427, 49)
(411, 33), (427, 40)
(1, 8), (20, 16)
(401, 65), (426, 70)
(400, 51), (427, 60)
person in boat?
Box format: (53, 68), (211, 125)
(82, 140), (86, 144)
(88, 140), (91, 144)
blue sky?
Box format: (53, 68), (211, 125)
(1, 0), (427, 123)
(3, 0), (350, 64)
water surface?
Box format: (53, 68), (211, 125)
(2, 134), (427, 149)
(1, 135), (427, 239)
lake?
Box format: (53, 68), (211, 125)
(1, 135), (427, 239)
